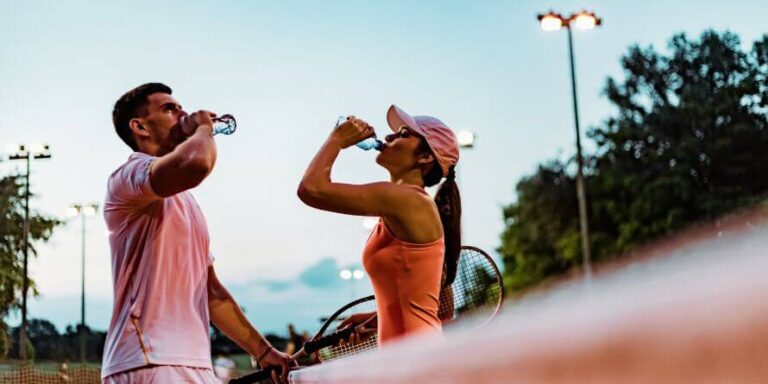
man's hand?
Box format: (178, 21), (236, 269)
(149, 108), (218, 197)
(180, 110), (217, 137)
(209, 267), (292, 383)
(258, 347), (294, 384)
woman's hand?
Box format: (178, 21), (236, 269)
(337, 312), (378, 345)
(332, 116), (375, 149)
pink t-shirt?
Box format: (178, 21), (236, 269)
(101, 152), (214, 378)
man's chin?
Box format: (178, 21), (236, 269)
(170, 133), (189, 147)
(156, 139), (182, 156)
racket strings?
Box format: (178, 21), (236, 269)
(316, 247), (502, 362)
(440, 249), (503, 324)
(317, 300), (378, 362)
(320, 336), (378, 361)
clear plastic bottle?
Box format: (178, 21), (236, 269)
(336, 116), (383, 151)
(212, 114), (237, 136)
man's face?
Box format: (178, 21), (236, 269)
(140, 93), (187, 155)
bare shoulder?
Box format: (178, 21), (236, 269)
(389, 183), (434, 206)
(383, 184), (442, 242)
(358, 182), (428, 203)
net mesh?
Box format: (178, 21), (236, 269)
(0, 362), (101, 384)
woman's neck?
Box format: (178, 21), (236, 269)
(390, 169), (425, 187)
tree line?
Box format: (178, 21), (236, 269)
(500, 30), (768, 292)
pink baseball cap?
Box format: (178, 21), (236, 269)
(386, 105), (460, 177)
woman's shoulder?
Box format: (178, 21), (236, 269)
(387, 184), (438, 217)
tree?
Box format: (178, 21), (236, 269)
(0, 321), (9, 357)
(500, 161), (579, 291)
(60, 324), (106, 362)
(5, 320), (107, 361)
(210, 326), (246, 356)
(501, 30), (768, 293)
(9, 319), (59, 360)
(0, 174), (62, 357)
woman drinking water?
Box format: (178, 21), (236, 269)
(297, 105), (462, 343)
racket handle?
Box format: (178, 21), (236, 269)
(229, 366), (279, 384)
(303, 326), (355, 354)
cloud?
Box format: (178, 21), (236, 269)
(240, 257), (346, 293)
(261, 280), (294, 292)
(298, 257), (343, 289)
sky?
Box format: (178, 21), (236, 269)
(1, 0), (766, 336)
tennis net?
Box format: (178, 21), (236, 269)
(288, 205), (768, 383)
(0, 362), (100, 384)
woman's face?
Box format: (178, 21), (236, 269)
(376, 126), (428, 174)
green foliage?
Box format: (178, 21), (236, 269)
(1, 173), (62, 359)
(6, 320), (107, 361)
(0, 174), (62, 320)
(500, 30), (768, 293)
(456, 266), (495, 314)
(0, 320), (9, 358)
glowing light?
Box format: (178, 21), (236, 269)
(539, 14), (563, 31)
(30, 143), (48, 155)
(83, 204), (98, 217)
(340, 269), (352, 280)
(457, 131), (475, 148)
(352, 270), (365, 280)
(66, 206), (80, 218)
(69, 203), (99, 217)
(573, 12), (598, 30)
(4, 143), (21, 154)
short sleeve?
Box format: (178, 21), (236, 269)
(106, 153), (162, 208)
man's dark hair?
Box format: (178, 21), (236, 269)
(112, 83), (173, 151)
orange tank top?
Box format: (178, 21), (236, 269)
(362, 214), (444, 344)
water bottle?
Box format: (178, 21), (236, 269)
(336, 116), (383, 151)
(212, 114), (237, 136)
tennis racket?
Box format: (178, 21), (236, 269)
(440, 245), (505, 328)
(229, 296), (377, 384)
(304, 245), (505, 361)
(230, 245), (503, 383)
